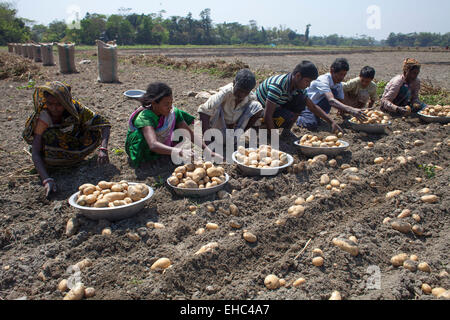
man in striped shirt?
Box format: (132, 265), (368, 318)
(256, 61), (343, 138)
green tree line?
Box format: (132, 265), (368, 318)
(1, 2), (449, 47)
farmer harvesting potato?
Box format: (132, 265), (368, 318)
(343, 66), (378, 109)
(22, 81), (111, 197)
(256, 61), (342, 138)
(381, 58), (428, 116)
(297, 58), (368, 130)
(125, 82), (220, 167)
(198, 69), (264, 142)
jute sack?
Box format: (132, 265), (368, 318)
(27, 44), (34, 59)
(41, 43), (55, 66)
(33, 44), (42, 62)
(22, 44), (29, 58)
(96, 40), (119, 83)
(7, 43), (13, 53)
(57, 43), (77, 73)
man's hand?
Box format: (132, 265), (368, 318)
(397, 106), (412, 116)
(44, 179), (57, 198)
(331, 121), (344, 134)
(97, 150), (110, 166)
(348, 107), (369, 122)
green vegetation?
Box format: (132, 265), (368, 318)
(418, 164), (436, 179)
(2, 1), (449, 48)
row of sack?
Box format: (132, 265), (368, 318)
(6, 40), (119, 83)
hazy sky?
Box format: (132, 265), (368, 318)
(12, 0), (450, 40)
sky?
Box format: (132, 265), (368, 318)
(12, 0), (450, 40)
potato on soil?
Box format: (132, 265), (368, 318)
(332, 238), (359, 256)
(264, 275), (280, 290)
(151, 258), (172, 271)
(63, 282), (85, 300)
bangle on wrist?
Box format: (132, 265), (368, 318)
(42, 178), (54, 186)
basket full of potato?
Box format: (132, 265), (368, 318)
(232, 145), (294, 176)
(418, 105), (450, 124)
(68, 181), (154, 221)
(167, 162), (229, 197)
(294, 134), (349, 157)
(348, 110), (391, 134)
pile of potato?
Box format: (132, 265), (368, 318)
(76, 181), (149, 208)
(421, 105), (450, 117)
(299, 134), (345, 148)
(168, 162), (226, 189)
(235, 145), (289, 168)
(350, 110), (390, 124)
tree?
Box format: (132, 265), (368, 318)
(0, 2), (30, 44)
(43, 20), (67, 42)
(79, 13), (106, 45)
(31, 24), (48, 42)
(200, 8), (212, 44)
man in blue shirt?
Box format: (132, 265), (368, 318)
(297, 58), (368, 130)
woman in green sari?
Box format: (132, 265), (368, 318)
(125, 82), (220, 168)
(23, 81), (111, 197)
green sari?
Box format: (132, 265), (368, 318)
(125, 107), (195, 168)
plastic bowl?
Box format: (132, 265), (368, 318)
(294, 140), (350, 157)
(123, 90), (146, 99)
(232, 152), (294, 176)
(348, 120), (391, 134)
(417, 112), (450, 124)
(167, 173), (229, 198)
(68, 183), (154, 221)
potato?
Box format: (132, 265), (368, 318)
(104, 192), (126, 203)
(422, 284), (432, 294)
(84, 287), (96, 298)
(320, 174), (330, 186)
(207, 167), (223, 178)
(329, 291), (342, 301)
(293, 278), (306, 287)
(332, 238), (359, 256)
(94, 199), (109, 208)
(83, 186), (96, 196)
(189, 168), (206, 182)
(313, 248), (324, 257)
(111, 184), (124, 192)
(114, 200), (127, 207)
(196, 228), (206, 235)
(206, 223), (219, 230)
(63, 282), (85, 300)
(174, 166), (187, 175)
(76, 195), (87, 206)
(391, 220), (412, 234)
(418, 262), (431, 273)
(168, 176), (180, 186)
(288, 205), (305, 217)
(195, 242), (219, 255)
(312, 257), (324, 267)
(374, 157), (385, 164)
(421, 195), (439, 203)
(243, 232), (257, 243)
(412, 225), (424, 236)
(391, 253), (409, 267)
(58, 279), (69, 292)
(101, 189), (111, 195)
(85, 195), (97, 205)
(403, 260), (418, 272)
(75, 258), (92, 271)
(386, 190), (402, 199)
(102, 228), (112, 236)
(98, 181), (113, 190)
(229, 204), (239, 216)
(398, 209), (412, 219)
(79, 184), (95, 193)
(151, 258), (171, 271)
(184, 180), (198, 189)
(264, 275), (280, 290)
(432, 288), (446, 298)
(206, 205), (215, 213)
(185, 164), (195, 172)
(330, 179), (340, 188)
(124, 197), (132, 204)
(270, 160), (281, 168)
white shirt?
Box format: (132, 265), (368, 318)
(307, 73), (345, 104)
(198, 83), (256, 125)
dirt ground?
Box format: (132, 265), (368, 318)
(0, 48), (449, 301)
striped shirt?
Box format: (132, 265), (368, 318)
(256, 73), (305, 108)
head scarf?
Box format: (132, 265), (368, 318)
(403, 58), (421, 74)
(23, 81), (109, 145)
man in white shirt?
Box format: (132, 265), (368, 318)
(297, 58), (367, 130)
(198, 69), (263, 139)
